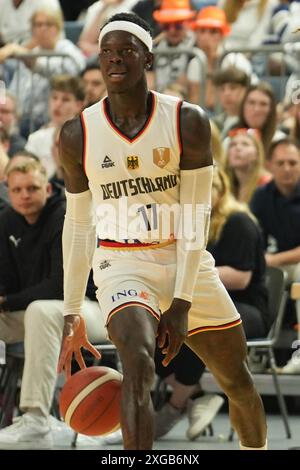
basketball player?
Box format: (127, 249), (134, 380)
(58, 13), (267, 450)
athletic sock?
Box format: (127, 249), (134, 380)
(239, 440), (267, 450)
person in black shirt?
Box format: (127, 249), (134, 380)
(155, 167), (268, 441)
(0, 157), (107, 449)
(251, 136), (300, 373)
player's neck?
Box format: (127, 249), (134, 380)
(107, 83), (150, 121)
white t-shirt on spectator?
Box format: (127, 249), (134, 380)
(82, 0), (138, 32)
(0, 0), (61, 45)
(34, 39), (86, 75)
(217, 0), (279, 49)
(26, 127), (56, 178)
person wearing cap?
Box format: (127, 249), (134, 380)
(152, 0), (196, 92)
(57, 12), (267, 450)
(187, 6), (253, 110)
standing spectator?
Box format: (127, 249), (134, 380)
(152, 0), (195, 92)
(251, 137), (300, 373)
(0, 92), (26, 157)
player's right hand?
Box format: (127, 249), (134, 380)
(57, 314), (101, 379)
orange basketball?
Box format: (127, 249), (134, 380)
(59, 366), (122, 436)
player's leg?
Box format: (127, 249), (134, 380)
(185, 324), (267, 448)
(107, 306), (158, 450)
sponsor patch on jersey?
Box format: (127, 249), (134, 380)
(153, 147), (170, 168)
(102, 155), (115, 168)
(127, 156), (139, 169)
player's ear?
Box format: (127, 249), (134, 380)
(145, 51), (153, 71)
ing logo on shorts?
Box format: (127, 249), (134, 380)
(111, 289), (150, 303)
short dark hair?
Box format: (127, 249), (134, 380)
(102, 12), (153, 38)
(50, 75), (85, 102)
(81, 63), (101, 77)
(268, 136), (300, 160)
(213, 67), (250, 88)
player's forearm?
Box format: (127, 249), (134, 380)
(174, 165), (213, 301)
(63, 190), (96, 316)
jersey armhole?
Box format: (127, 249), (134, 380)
(176, 100), (183, 158)
(80, 112), (87, 175)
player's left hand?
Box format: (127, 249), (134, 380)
(57, 314), (101, 378)
(157, 298), (190, 367)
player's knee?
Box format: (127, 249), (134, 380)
(224, 367), (256, 405)
(124, 347), (155, 387)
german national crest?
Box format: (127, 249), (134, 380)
(127, 156), (139, 169)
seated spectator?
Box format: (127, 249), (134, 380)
(81, 64), (106, 107)
(186, 6), (253, 110)
(234, 82), (278, 154)
(26, 75), (85, 179)
(213, 67), (250, 139)
(0, 0), (61, 47)
(155, 167), (269, 440)
(78, 0), (138, 58)
(225, 127), (272, 204)
(0, 92), (26, 156)
(152, 0), (195, 92)
(251, 137), (300, 373)
(1, 8), (85, 134)
(0, 156), (108, 449)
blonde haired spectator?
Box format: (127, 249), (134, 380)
(225, 127), (271, 204)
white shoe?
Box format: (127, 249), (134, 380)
(186, 394), (224, 441)
(278, 358), (300, 374)
(0, 414), (53, 449)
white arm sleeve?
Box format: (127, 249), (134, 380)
(63, 190), (96, 316)
(174, 165), (213, 302)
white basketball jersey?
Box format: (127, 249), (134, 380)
(81, 91), (182, 245)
